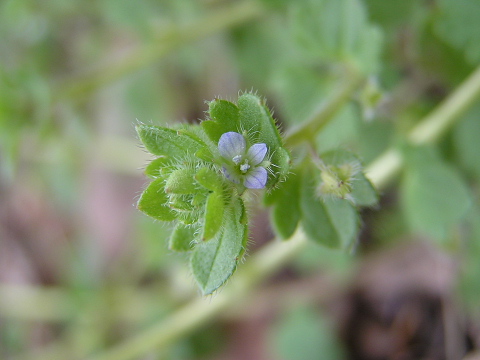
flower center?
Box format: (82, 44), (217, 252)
(239, 160), (250, 173)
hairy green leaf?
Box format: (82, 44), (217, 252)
(165, 167), (197, 194)
(136, 124), (202, 158)
(202, 99), (240, 143)
(137, 177), (177, 221)
(202, 191), (225, 241)
(195, 167), (224, 192)
(144, 157), (171, 179)
(169, 223), (197, 252)
(191, 199), (246, 295)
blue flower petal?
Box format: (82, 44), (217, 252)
(246, 143), (267, 166)
(244, 166), (267, 189)
(218, 132), (246, 160)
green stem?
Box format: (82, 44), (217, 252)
(366, 63), (480, 188)
(54, 1), (264, 101)
(284, 69), (364, 148)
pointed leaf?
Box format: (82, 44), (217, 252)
(137, 178), (177, 221)
(144, 157), (171, 179)
(136, 124), (202, 158)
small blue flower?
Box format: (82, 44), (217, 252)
(218, 132), (268, 189)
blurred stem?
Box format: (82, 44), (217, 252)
(88, 64), (480, 360)
(284, 68), (365, 148)
(54, 1), (264, 102)
(366, 63), (480, 188)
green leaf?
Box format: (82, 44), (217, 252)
(144, 157), (171, 179)
(191, 199), (246, 294)
(453, 105), (480, 179)
(237, 93), (282, 150)
(291, 0), (383, 74)
(165, 167), (197, 194)
(136, 124), (202, 158)
(270, 172), (301, 239)
(237, 93), (290, 188)
(401, 147), (471, 240)
(137, 177), (177, 221)
(300, 169), (358, 248)
(169, 223), (197, 252)
(202, 191), (225, 241)
(321, 149), (378, 207)
(269, 147), (291, 188)
(195, 167), (224, 192)
(202, 99), (240, 143)
(434, 0), (480, 64)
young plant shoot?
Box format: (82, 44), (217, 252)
(136, 92), (377, 294)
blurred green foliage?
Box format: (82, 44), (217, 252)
(1, 0), (480, 359)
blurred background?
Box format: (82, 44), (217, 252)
(1, 0), (480, 359)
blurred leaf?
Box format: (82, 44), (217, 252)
(270, 306), (343, 360)
(401, 147), (471, 240)
(291, 0), (383, 74)
(321, 149), (378, 207)
(300, 168), (358, 248)
(434, 0), (480, 65)
(268, 172), (301, 239)
(316, 103), (359, 153)
(365, 0), (417, 29)
(453, 104), (480, 179)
